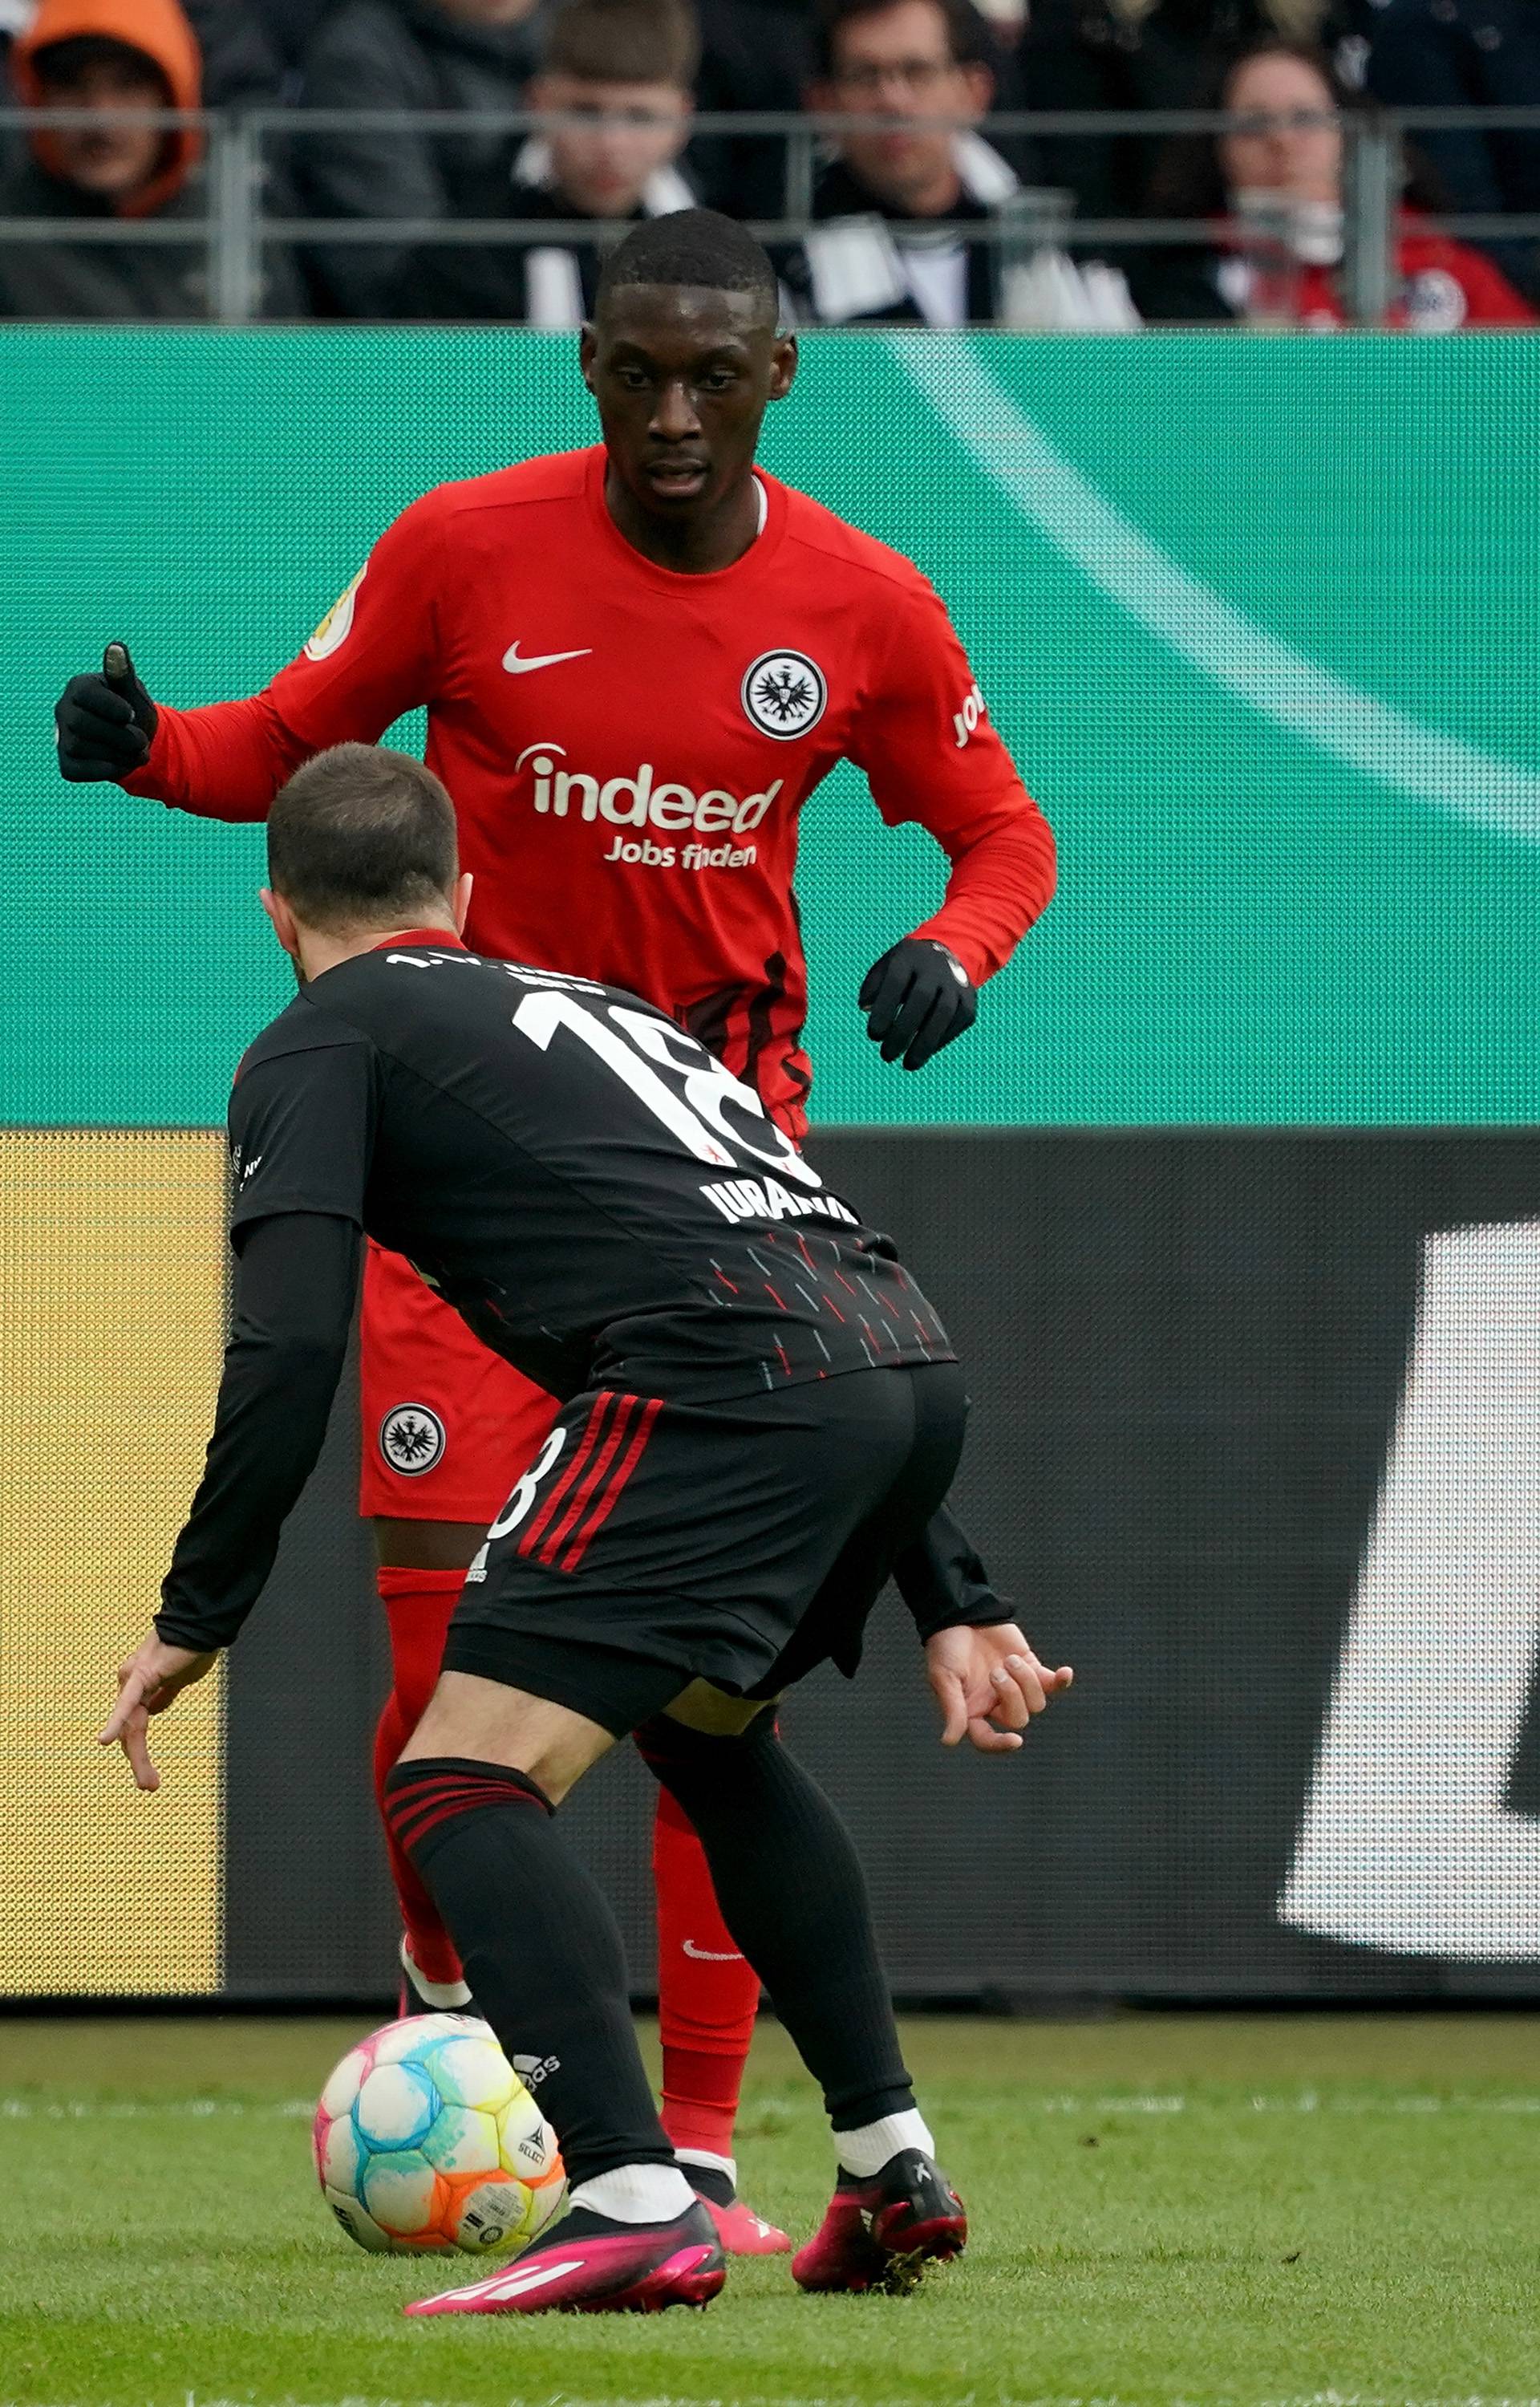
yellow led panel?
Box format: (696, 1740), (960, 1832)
(0, 1130), (227, 1994)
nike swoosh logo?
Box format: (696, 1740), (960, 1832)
(502, 642), (592, 675)
(683, 1938), (745, 1962)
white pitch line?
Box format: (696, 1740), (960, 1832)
(887, 334), (1540, 842)
(0, 2096), (314, 2118)
(2, 2092), (1538, 2120)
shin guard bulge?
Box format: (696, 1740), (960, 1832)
(374, 1566), (467, 1987)
(383, 1756), (677, 2189)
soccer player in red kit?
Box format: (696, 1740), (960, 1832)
(56, 209), (1056, 2247)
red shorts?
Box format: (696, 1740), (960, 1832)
(359, 1244), (561, 1523)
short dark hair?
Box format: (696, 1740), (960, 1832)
(542, 0), (700, 91)
(267, 744), (458, 932)
(595, 207), (778, 317)
(813, 0), (993, 79)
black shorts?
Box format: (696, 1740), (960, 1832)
(441, 1362), (968, 1737)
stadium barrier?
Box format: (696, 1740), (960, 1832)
(3, 330), (1538, 2002)
(2, 104), (1540, 323)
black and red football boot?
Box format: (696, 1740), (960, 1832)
(792, 2149), (967, 2295)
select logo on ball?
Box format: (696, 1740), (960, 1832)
(379, 1403), (446, 1476)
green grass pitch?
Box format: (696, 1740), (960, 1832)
(2, 2011), (1537, 2407)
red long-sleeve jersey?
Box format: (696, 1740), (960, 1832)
(125, 444), (1055, 1132)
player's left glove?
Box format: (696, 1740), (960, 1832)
(858, 937), (976, 1071)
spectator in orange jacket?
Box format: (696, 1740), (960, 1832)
(1132, 37), (1537, 327)
(0, 0), (303, 316)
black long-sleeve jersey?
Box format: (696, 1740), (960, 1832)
(157, 930), (954, 1652)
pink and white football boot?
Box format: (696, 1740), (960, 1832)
(405, 2198), (725, 2317)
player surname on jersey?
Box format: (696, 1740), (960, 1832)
(698, 1175), (861, 1228)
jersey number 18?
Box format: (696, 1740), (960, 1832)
(512, 987), (823, 1190)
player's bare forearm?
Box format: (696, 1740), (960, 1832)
(924, 1623), (1073, 1756)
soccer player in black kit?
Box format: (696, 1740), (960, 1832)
(102, 744), (1072, 2319)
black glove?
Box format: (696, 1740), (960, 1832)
(858, 936), (977, 1071)
(55, 641), (158, 781)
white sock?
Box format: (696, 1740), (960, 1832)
(569, 2162), (696, 2224)
(675, 2147), (736, 2185)
(834, 2108), (935, 2179)
(399, 1936), (472, 2013)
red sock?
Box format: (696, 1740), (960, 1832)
(373, 1565), (468, 1988)
(652, 1784), (760, 2161)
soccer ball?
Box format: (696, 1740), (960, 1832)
(312, 2012), (565, 2255)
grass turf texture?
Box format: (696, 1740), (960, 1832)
(1, 2013), (1537, 2407)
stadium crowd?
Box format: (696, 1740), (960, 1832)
(0, 0), (1534, 323)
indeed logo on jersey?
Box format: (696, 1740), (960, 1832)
(518, 744), (780, 842)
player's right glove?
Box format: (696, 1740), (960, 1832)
(55, 641), (158, 781)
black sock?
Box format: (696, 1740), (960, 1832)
(683, 2161), (736, 2208)
(634, 1715), (914, 2131)
(383, 1756), (675, 2190)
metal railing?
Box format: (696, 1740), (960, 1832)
(2, 104), (1538, 325)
